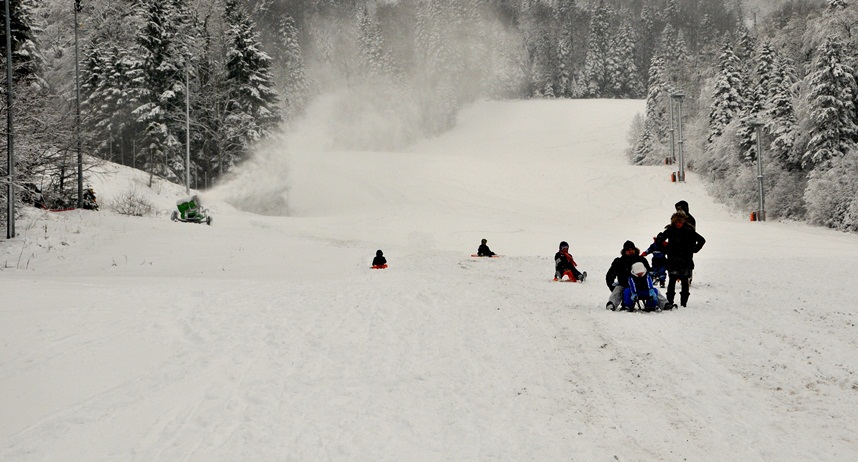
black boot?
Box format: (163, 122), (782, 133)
(680, 292), (689, 307)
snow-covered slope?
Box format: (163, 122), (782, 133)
(2, 99), (857, 461)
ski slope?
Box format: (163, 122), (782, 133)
(2, 99), (857, 461)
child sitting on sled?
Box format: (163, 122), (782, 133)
(477, 238), (496, 257)
(372, 250), (388, 269)
(554, 241), (587, 282)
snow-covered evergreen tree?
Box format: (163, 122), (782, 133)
(82, 41), (137, 163)
(0, 0), (45, 84)
(132, 0), (188, 179)
(707, 43), (746, 144)
(663, 0), (679, 28)
(607, 23), (643, 98)
(581, 0), (612, 97)
(802, 37), (858, 169)
(805, 149), (858, 231)
(828, 0), (848, 11)
(643, 53), (670, 147)
(276, 15), (309, 121)
(734, 25), (756, 65)
(357, 6), (397, 80)
(553, 0), (577, 98)
(636, 5), (657, 89)
(767, 54), (799, 170)
(223, 0), (281, 164)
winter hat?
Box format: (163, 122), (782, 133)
(670, 212), (687, 225)
(631, 262), (647, 277)
(622, 240), (636, 251)
(559, 241), (569, 250)
(481, 238), (487, 244)
(675, 200), (690, 213)
(376, 250), (383, 256)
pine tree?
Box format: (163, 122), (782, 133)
(803, 37), (858, 169)
(636, 5), (657, 88)
(276, 15), (309, 121)
(553, 0), (577, 98)
(767, 54), (798, 170)
(82, 41), (122, 161)
(357, 6), (397, 80)
(607, 23), (643, 98)
(133, 0), (188, 179)
(708, 43), (746, 144)
(223, 0), (281, 161)
(658, 23), (689, 89)
(0, 0), (45, 84)
(581, 0), (612, 97)
(191, 15), (232, 181)
(663, 0), (679, 28)
(829, 0), (848, 11)
(644, 53), (670, 145)
(737, 87), (764, 163)
(734, 25), (756, 68)
(631, 125), (655, 165)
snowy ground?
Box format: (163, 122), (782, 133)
(2, 99), (857, 461)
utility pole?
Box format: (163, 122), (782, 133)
(667, 94), (676, 164)
(749, 119), (766, 221)
(185, 63), (190, 195)
(74, 0), (83, 208)
(671, 92), (686, 182)
(5, 0), (15, 239)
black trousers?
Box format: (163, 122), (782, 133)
(667, 268), (691, 305)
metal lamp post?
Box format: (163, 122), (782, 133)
(5, 0), (14, 238)
(668, 93), (676, 165)
(185, 63), (190, 194)
(671, 92), (686, 182)
(74, 0), (82, 208)
(749, 119), (766, 221)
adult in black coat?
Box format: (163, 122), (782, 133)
(662, 212), (706, 307)
(675, 200), (697, 229)
(604, 240), (667, 310)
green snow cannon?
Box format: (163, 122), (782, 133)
(170, 195), (212, 225)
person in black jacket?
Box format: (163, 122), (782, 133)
(662, 213), (706, 307)
(675, 200), (697, 229)
(477, 239), (496, 257)
(372, 250), (387, 268)
(605, 240), (669, 311)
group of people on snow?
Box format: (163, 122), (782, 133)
(372, 200), (705, 311)
(605, 200), (705, 311)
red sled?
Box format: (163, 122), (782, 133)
(371, 264), (388, 269)
(470, 254), (501, 258)
(553, 270), (582, 282)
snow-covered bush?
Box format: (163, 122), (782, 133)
(805, 150), (858, 231)
(108, 187), (156, 217)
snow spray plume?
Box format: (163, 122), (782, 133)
(212, 1), (526, 215)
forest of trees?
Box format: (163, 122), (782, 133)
(630, 0), (858, 232)
(2, 0), (857, 232)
